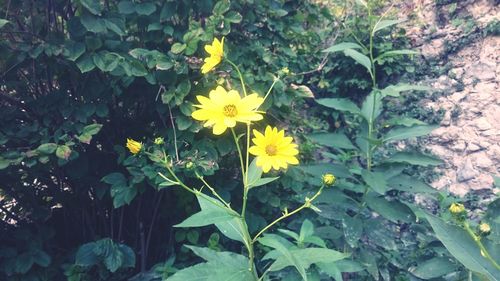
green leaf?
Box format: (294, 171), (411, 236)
(360, 90), (382, 123)
(75, 243), (99, 266)
(308, 133), (356, 150)
(102, 172), (126, 185)
(425, 214), (500, 280)
(299, 219), (314, 242)
(32, 250), (51, 267)
(250, 177), (279, 188)
(343, 49), (372, 76)
(76, 54), (96, 73)
(384, 152), (442, 166)
(372, 19), (404, 35)
(15, 253), (34, 274)
(135, 3), (156, 15)
(174, 205), (237, 228)
(104, 246), (124, 273)
(117, 1), (135, 14)
(56, 145), (72, 160)
(225, 11), (242, 23)
(387, 174), (437, 193)
(410, 257), (457, 279)
(380, 83), (429, 97)
(259, 235), (308, 280)
(246, 158), (263, 188)
(117, 244), (135, 268)
(384, 125), (437, 142)
(375, 49), (418, 62)
(37, 143), (58, 154)
(0, 157), (10, 170)
(322, 42), (364, 53)
(316, 98), (361, 115)
(80, 0), (102, 15)
(171, 43), (186, 54)
(0, 19), (9, 29)
(167, 246), (254, 281)
(80, 15), (106, 33)
(213, 0), (230, 15)
(64, 41), (86, 61)
(385, 117), (426, 127)
(361, 170), (387, 194)
(111, 185), (137, 208)
(342, 217), (362, 247)
(366, 195), (415, 223)
(82, 123), (103, 136)
(192, 195), (247, 245)
(301, 163), (351, 179)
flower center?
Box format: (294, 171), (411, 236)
(223, 104), (238, 117)
(265, 144), (278, 156)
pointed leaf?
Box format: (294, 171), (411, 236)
(316, 98), (361, 115)
(343, 49), (372, 76)
(372, 19), (404, 34)
(425, 214), (500, 280)
(323, 42), (364, 53)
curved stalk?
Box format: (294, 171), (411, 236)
(252, 185), (325, 243)
(463, 222), (500, 270)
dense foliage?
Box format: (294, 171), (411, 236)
(0, 0), (498, 280)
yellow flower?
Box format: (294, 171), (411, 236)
(449, 203), (465, 214)
(201, 37), (224, 74)
(191, 86), (264, 135)
(322, 173), (336, 186)
(126, 138), (142, 154)
(249, 126), (299, 173)
(479, 222), (491, 235)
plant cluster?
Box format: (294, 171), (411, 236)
(0, 0), (498, 281)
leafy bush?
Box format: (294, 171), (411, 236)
(1, 0), (498, 280)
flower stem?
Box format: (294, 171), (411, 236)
(197, 175), (231, 209)
(463, 222), (500, 270)
(225, 58), (247, 96)
(252, 185), (325, 243)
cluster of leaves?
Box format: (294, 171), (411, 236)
(1, 0), (498, 280)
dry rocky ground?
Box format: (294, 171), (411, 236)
(404, 0), (499, 196)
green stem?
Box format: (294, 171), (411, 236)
(226, 59), (247, 96)
(464, 222), (500, 270)
(231, 128), (246, 184)
(262, 78), (279, 104)
(252, 185), (325, 243)
(198, 175), (231, 209)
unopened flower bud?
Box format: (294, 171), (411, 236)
(322, 173), (336, 186)
(185, 161), (194, 169)
(449, 203), (465, 214)
(478, 222), (491, 236)
(154, 137), (164, 145)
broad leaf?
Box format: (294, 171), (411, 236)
(384, 152), (442, 166)
(380, 83), (429, 97)
(343, 49), (372, 76)
(259, 235), (308, 280)
(375, 49), (418, 62)
(308, 133), (356, 150)
(167, 245), (254, 281)
(425, 214), (500, 280)
(410, 257), (457, 279)
(384, 125), (437, 142)
(323, 42), (364, 53)
(387, 175), (436, 193)
(372, 19), (404, 35)
(80, 0), (103, 15)
(366, 195), (415, 223)
(316, 98), (361, 115)
(361, 170), (387, 194)
(361, 90), (383, 123)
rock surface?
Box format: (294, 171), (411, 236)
(405, 0), (499, 196)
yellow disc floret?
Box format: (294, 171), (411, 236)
(191, 86), (264, 135)
(249, 126), (299, 173)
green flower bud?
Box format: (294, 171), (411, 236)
(322, 173), (336, 186)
